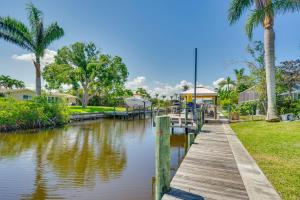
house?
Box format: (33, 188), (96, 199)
(238, 86), (259, 104)
(181, 86), (218, 105)
(46, 93), (77, 105)
(0, 88), (36, 101)
(279, 83), (300, 101)
(0, 88), (77, 105)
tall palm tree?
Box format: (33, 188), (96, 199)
(0, 3), (64, 95)
(228, 0), (300, 121)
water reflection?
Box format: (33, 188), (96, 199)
(0, 119), (187, 200)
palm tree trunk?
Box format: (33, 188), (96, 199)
(264, 27), (279, 121)
(34, 57), (42, 96)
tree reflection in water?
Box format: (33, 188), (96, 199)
(0, 118), (186, 200)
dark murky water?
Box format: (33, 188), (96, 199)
(0, 118), (187, 200)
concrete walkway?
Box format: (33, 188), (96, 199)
(162, 122), (281, 200)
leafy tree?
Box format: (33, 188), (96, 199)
(136, 87), (151, 99)
(246, 41), (268, 113)
(278, 60), (300, 100)
(228, 0), (300, 121)
(43, 42), (128, 108)
(0, 75), (25, 89)
(0, 3), (64, 95)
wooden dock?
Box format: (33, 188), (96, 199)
(70, 110), (155, 121)
(162, 121), (281, 200)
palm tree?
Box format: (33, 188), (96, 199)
(234, 68), (245, 86)
(219, 76), (235, 91)
(0, 3), (64, 95)
(0, 75), (25, 89)
(228, 0), (300, 121)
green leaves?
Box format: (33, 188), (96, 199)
(228, 0), (253, 24)
(273, 0), (300, 14)
(228, 0), (300, 39)
(43, 42), (129, 104)
(0, 17), (33, 51)
(245, 8), (266, 39)
(0, 3), (64, 58)
(0, 75), (25, 89)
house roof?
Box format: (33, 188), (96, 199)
(0, 88), (36, 94)
(47, 93), (77, 99)
(181, 86), (217, 96)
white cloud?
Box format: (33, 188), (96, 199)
(125, 76), (148, 90)
(12, 49), (57, 66)
(213, 77), (225, 88)
(126, 76), (217, 99)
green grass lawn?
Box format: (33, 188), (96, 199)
(68, 106), (126, 114)
(230, 121), (300, 200)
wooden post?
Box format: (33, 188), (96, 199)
(197, 108), (201, 133)
(155, 116), (170, 200)
(214, 96), (217, 119)
(144, 101), (146, 119)
(188, 133), (195, 149)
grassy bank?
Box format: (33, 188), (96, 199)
(68, 106), (126, 114)
(0, 97), (69, 132)
(230, 121), (300, 200)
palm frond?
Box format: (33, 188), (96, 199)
(228, 0), (254, 24)
(0, 16), (33, 48)
(43, 22), (64, 48)
(273, 0), (300, 14)
(245, 8), (266, 39)
(0, 31), (33, 51)
(26, 2), (43, 31)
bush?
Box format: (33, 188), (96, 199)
(239, 102), (257, 116)
(0, 96), (69, 131)
(277, 97), (300, 115)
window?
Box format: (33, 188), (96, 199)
(23, 95), (32, 100)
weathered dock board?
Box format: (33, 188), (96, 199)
(162, 122), (281, 200)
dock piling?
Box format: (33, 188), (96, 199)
(155, 116), (170, 200)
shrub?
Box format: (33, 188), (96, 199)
(0, 96), (69, 131)
(239, 102), (257, 115)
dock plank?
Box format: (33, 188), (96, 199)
(162, 122), (281, 200)
(162, 123), (249, 200)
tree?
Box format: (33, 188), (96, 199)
(0, 75), (25, 89)
(0, 3), (64, 95)
(278, 60), (300, 100)
(218, 76), (236, 91)
(182, 84), (190, 91)
(246, 41), (268, 113)
(136, 87), (151, 99)
(234, 68), (252, 92)
(234, 68), (245, 86)
(43, 42), (128, 108)
(228, 0), (300, 121)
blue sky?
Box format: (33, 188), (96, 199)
(1, 0), (300, 95)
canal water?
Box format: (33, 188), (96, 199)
(0, 118), (188, 200)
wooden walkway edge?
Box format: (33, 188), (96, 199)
(162, 122), (281, 200)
